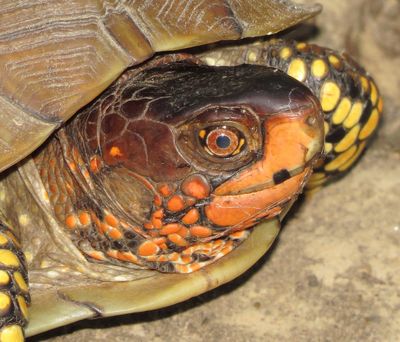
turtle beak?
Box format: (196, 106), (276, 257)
(204, 91), (324, 228)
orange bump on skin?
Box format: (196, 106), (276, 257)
(65, 215), (77, 229)
(158, 184), (173, 197)
(90, 155), (102, 173)
(175, 264), (190, 273)
(152, 209), (164, 219)
(328, 54), (342, 69)
(68, 161), (77, 171)
(107, 227), (123, 240)
(181, 255), (192, 264)
(138, 241), (159, 256)
(181, 174), (210, 199)
(119, 252), (140, 263)
(109, 146), (123, 157)
(79, 211), (91, 226)
(106, 249), (119, 259)
(190, 225), (212, 238)
(296, 42), (307, 50)
(177, 226), (189, 238)
(105, 213), (119, 227)
(160, 223), (182, 235)
(87, 251), (106, 261)
(167, 195), (186, 212)
(230, 231), (247, 239)
(151, 218), (162, 229)
(182, 208), (200, 225)
(144, 222), (154, 230)
(152, 237), (167, 245)
(168, 233), (188, 247)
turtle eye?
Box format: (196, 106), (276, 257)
(199, 127), (245, 157)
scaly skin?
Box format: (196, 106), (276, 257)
(199, 39), (383, 188)
(0, 40), (381, 339)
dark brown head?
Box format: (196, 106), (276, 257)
(54, 57), (323, 273)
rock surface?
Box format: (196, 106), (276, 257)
(29, 0), (399, 341)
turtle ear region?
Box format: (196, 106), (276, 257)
(98, 118), (191, 183)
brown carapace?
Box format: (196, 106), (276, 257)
(34, 55), (324, 273)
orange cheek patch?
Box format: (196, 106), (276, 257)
(182, 208), (200, 225)
(167, 195), (186, 211)
(190, 225), (212, 238)
(215, 114), (321, 196)
(138, 241), (159, 256)
(205, 171), (308, 227)
(181, 174), (210, 199)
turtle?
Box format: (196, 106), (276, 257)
(0, 0), (383, 340)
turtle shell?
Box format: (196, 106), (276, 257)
(0, 0), (322, 336)
(0, 0), (320, 172)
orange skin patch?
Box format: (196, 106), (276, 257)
(181, 174), (210, 199)
(158, 184), (173, 197)
(168, 233), (188, 247)
(190, 225), (212, 238)
(206, 170), (309, 227)
(89, 155), (102, 173)
(182, 208), (200, 225)
(167, 195), (186, 211)
(105, 213), (119, 227)
(138, 241), (159, 256)
(215, 111), (323, 196)
(107, 227), (123, 240)
(65, 215), (77, 229)
(78, 211), (91, 226)
(109, 146), (123, 157)
(160, 223), (183, 235)
(86, 251), (106, 261)
(205, 109), (322, 228)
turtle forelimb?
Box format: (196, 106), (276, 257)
(0, 221), (29, 342)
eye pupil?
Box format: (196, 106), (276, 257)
(216, 135), (231, 149)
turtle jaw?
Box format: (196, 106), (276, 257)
(204, 102), (324, 229)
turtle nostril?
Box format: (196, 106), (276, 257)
(306, 115), (317, 126)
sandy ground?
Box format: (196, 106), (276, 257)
(29, 0), (399, 341)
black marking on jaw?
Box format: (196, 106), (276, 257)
(273, 169), (291, 185)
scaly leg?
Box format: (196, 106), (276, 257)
(0, 221), (29, 341)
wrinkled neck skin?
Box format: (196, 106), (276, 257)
(34, 55), (323, 273)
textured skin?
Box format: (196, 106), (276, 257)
(199, 39), (383, 187)
(0, 222), (29, 341)
(33, 57), (323, 274)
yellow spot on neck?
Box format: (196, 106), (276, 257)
(0, 325), (24, 342)
(332, 97), (352, 125)
(334, 124), (360, 152)
(287, 58), (307, 82)
(279, 47), (292, 60)
(359, 109), (379, 140)
(0, 292), (11, 310)
(0, 271), (10, 285)
(311, 59), (328, 79)
(0, 250), (19, 267)
(320, 80), (341, 112)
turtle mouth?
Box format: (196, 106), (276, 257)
(218, 159), (318, 196)
(203, 103), (324, 228)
